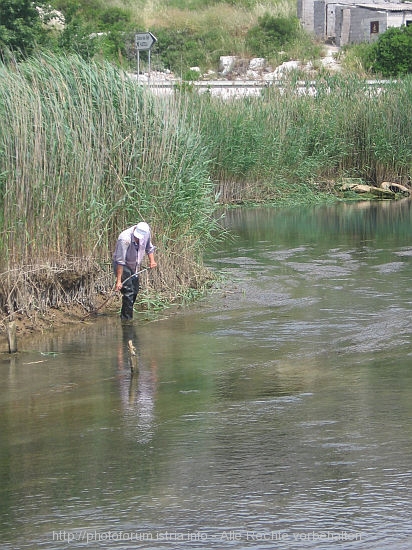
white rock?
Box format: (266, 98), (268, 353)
(272, 60), (300, 78)
(246, 69), (260, 79)
(321, 56), (341, 71)
(249, 58), (266, 71)
(219, 56), (237, 76)
(36, 6), (65, 29)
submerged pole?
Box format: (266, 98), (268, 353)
(7, 321), (17, 353)
(128, 339), (138, 374)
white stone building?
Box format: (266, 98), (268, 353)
(298, 0), (412, 45)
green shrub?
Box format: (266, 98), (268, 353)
(93, 8), (134, 66)
(58, 20), (97, 59)
(152, 27), (223, 73)
(183, 68), (201, 81)
(246, 14), (300, 58)
(0, 0), (46, 58)
(371, 25), (412, 77)
(51, 0), (103, 23)
(98, 7), (131, 29)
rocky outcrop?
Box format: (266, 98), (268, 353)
(36, 6), (65, 30)
(132, 46), (342, 87)
(215, 47), (341, 82)
(338, 180), (411, 199)
(380, 181), (411, 195)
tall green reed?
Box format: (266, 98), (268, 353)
(0, 53), (218, 267)
(0, 53), (218, 317)
(195, 74), (412, 200)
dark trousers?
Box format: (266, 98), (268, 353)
(120, 266), (140, 320)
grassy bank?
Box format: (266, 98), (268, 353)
(1, 53), (412, 328)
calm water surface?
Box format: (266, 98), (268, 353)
(1, 202), (412, 549)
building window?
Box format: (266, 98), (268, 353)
(370, 21), (379, 34)
(406, 21), (412, 26)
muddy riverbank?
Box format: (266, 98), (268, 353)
(0, 296), (117, 353)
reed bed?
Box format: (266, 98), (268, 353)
(1, 53), (411, 324)
(0, 53), (217, 322)
(195, 75), (412, 196)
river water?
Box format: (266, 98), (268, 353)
(1, 202), (412, 549)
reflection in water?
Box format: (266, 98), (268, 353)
(117, 322), (158, 444)
(1, 202), (412, 549)
(221, 198), (412, 247)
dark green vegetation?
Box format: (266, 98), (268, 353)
(246, 14), (300, 57)
(371, 25), (412, 77)
(0, 0), (323, 73)
(0, 0), (45, 57)
(343, 25), (412, 77)
(0, 0), (329, 74)
(2, 0), (412, 76)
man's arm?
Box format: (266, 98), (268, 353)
(115, 264), (124, 291)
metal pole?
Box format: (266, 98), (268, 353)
(148, 49), (151, 87)
(137, 51), (140, 84)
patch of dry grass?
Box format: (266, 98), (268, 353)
(103, 0), (295, 32)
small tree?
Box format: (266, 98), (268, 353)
(372, 25), (412, 77)
(58, 20), (97, 60)
(94, 7), (134, 65)
(0, 0), (45, 58)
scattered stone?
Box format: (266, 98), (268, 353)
(129, 45), (343, 92)
(246, 69), (260, 79)
(219, 56), (238, 76)
(272, 60), (301, 78)
(203, 70), (217, 79)
(249, 58), (266, 71)
(338, 180), (411, 199)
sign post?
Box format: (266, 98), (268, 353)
(135, 32), (157, 85)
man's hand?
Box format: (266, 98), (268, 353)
(148, 253), (157, 269)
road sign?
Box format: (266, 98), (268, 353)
(135, 32), (157, 51)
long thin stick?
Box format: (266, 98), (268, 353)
(120, 266), (150, 286)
